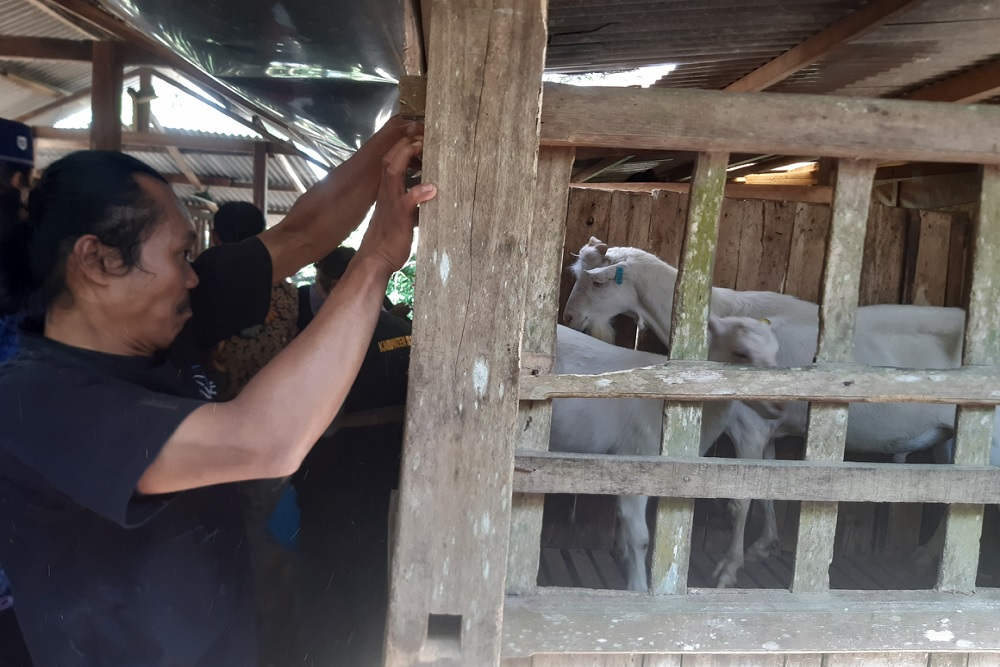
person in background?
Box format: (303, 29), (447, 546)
(293, 246), (413, 666)
(209, 200), (303, 666)
(0, 117), (37, 667)
(0, 117), (434, 667)
(0, 117), (34, 362)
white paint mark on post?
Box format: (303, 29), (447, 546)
(472, 357), (489, 398)
(925, 630), (955, 642)
(439, 251), (451, 284)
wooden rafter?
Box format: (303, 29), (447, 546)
(33, 126), (298, 156)
(570, 155), (633, 183)
(150, 114), (203, 192)
(0, 35), (159, 64)
(14, 68), (140, 123)
(275, 154), (306, 194)
(0, 68), (69, 98)
(725, 0), (925, 92)
(161, 173), (299, 193)
(90, 40), (123, 151)
(903, 59), (1000, 103)
(22, 0), (104, 39)
(40, 0), (330, 163)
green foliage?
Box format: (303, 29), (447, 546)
(387, 253), (417, 312)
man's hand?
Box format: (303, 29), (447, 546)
(356, 135), (437, 275)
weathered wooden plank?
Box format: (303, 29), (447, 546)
(384, 0), (546, 662)
(539, 84), (1000, 164)
(652, 152), (728, 596)
(532, 656), (644, 667)
(834, 502), (878, 558)
(858, 203), (907, 305)
(512, 452), (1000, 505)
(501, 589), (1000, 657)
(733, 199), (765, 292)
(938, 165), (1000, 594)
(824, 654), (928, 667)
(647, 190), (686, 268)
(757, 200), (797, 293)
(682, 656), (784, 667)
(877, 502), (925, 561)
(642, 656), (682, 667)
(609, 191), (654, 347)
(783, 203), (831, 303)
(911, 210), (953, 307)
(508, 146), (575, 594)
(781, 656), (823, 667)
(561, 188), (613, 318)
(571, 182), (834, 204)
(928, 655), (969, 667)
(519, 361), (1000, 405)
(712, 199), (742, 290)
(794, 159), (876, 594)
(944, 214), (969, 308)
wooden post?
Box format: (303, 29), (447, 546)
(134, 69), (153, 133)
(384, 0), (547, 664)
(650, 151), (728, 594)
(252, 142), (268, 214)
(90, 41), (122, 151)
(791, 159), (875, 593)
(936, 165), (1000, 593)
(506, 146), (575, 594)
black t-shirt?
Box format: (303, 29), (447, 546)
(0, 238), (272, 666)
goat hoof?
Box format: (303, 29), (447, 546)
(712, 559), (740, 588)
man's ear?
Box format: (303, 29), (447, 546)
(71, 235), (128, 284)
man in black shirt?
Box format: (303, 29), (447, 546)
(0, 122), (435, 666)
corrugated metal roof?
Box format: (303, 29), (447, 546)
(0, 0), (93, 39)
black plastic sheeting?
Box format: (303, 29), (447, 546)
(103, 0), (408, 163)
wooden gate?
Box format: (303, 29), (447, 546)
(386, 4), (1000, 664)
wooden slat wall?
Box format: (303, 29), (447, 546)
(561, 187), (969, 318)
(502, 654), (998, 667)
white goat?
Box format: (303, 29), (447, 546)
(563, 237), (984, 585)
(551, 317), (782, 591)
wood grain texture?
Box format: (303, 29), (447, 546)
(937, 167), (1000, 594)
(794, 160), (876, 594)
(501, 589), (1000, 657)
(560, 189), (613, 319)
(540, 84), (1000, 164)
(508, 147), (575, 594)
(384, 0), (546, 663)
(90, 41), (122, 151)
(651, 152), (728, 595)
(911, 210), (953, 306)
(858, 203), (907, 305)
(511, 451), (1000, 504)
(783, 203), (832, 303)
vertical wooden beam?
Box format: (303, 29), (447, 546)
(791, 159), (875, 593)
(650, 151), (728, 595)
(506, 146), (575, 594)
(90, 41), (122, 151)
(936, 166), (1000, 593)
(252, 142), (268, 214)
(384, 0), (547, 663)
(134, 69), (152, 133)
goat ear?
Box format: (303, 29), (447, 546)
(586, 264), (619, 284)
(587, 237), (609, 255)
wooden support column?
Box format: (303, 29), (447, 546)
(650, 151), (728, 595)
(506, 146), (575, 594)
(90, 41), (122, 151)
(936, 165), (1000, 593)
(384, 0), (547, 663)
(252, 142), (268, 214)
(792, 159), (875, 593)
(134, 69), (153, 133)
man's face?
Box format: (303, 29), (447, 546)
(103, 176), (200, 354)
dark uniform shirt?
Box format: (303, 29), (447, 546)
(0, 238), (272, 666)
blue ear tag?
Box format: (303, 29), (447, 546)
(614, 265), (624, 285)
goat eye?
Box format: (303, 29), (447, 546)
(591, 280), (605, 288)
(733, 351), (750, 361)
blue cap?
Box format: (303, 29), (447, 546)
(0, 118), (34, 168)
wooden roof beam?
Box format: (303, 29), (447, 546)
(14, 68), (141, 123)
(161, 173), (299, 194)
(724, 0), (925, 92)
(34, 126), (300, 156)
(903, 59), (1000, 103)
(0, 69), (70, 98)
(0, 36), (161, 64)
(41, 0), (333, 165)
